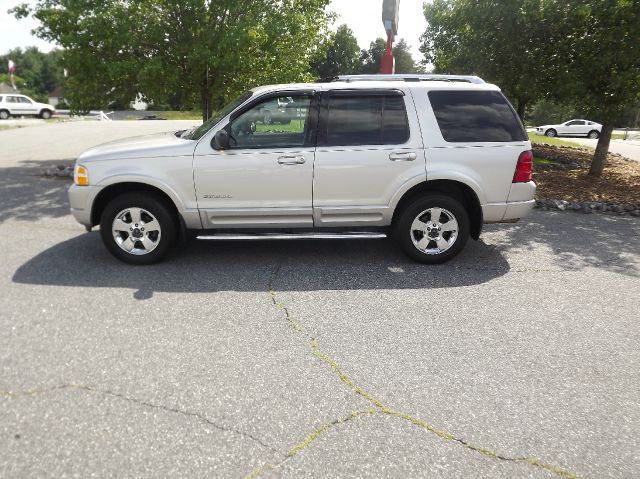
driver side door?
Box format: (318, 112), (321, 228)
(193, 91), (318, 228)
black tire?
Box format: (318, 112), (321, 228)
(545, 129), (557, 137)
(588, 130), (599, 139)
(0, 110), (9, 120)
(394, 194), (470, 264)
(100, 193), (177, 265)
(40, 109), (52, 119)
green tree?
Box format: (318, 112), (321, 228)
(310, 24), (362, 79)
(421, 0), (552, 119)
(0, 47), (63, 99)
(421, 0), (640, 176)
(392, 39), (422, 74)
(12, 0), (332, 120)
(361, 38), (421, 74)
(361, 38), (387, 74)
(542, 0), (640, 176)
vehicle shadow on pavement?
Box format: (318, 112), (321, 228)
(0, 160), (73, 222)
(12, 232), (510, 296)
(487, 210), (640, 278)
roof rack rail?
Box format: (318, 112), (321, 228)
(323, 74), (485, 84)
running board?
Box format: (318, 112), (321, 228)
(196, 232), (387, 241)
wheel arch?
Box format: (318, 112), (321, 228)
(91, 182), (184, 234)
(391, 179), (483, 240)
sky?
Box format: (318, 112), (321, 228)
(0, 0), (428, 61)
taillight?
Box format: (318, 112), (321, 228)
(513, 150), (533, 183)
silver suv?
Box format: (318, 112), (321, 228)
(68, 74), (535, 265)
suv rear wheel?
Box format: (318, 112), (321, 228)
(100, 193), (177, 265)
(395, 195), (470, 264)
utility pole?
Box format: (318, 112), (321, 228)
(381, 0), (400, 74)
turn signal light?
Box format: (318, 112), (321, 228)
(74, 165), (89, 186)
(513, 150), (533, 183)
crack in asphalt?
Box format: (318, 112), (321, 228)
(242, 409), (378, 479)
(1, 384), (281, 456)
(243, 264), (580, 479)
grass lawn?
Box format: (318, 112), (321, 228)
(528, 133), (588, 148)
(0, 125), (22, 132)
(533, 157), (555, 167)
(255, 119), (306, 133)
(158, 111), (202, 120)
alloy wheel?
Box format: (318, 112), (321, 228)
(112, 207), (162, 255)
(410, 207), (459, 255)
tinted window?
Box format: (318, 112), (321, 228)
(229, 95), (311, 149)
(567, 120), (585, 125)
(428, 90), (526, 142)
(325, 94), (409, 146)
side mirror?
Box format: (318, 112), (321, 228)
(212, 129), (230, 150)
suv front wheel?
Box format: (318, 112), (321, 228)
(100, 193), (177, 265)
(395, 195), (470, 264)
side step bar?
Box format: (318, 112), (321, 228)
(196, 232), (387, 241)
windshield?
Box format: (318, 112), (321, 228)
(185, 91), (253, 140)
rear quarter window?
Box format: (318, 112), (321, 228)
(428, 90), (526, 142)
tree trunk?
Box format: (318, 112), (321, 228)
(516, 98), (527, 122)
(589, 124), (614, 177)
(201, 85), (212, 122)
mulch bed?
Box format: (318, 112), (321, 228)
(533, 144), (640, 206)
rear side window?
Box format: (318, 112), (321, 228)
(428, 90), (526, 142)
(325, 94), (409, 146)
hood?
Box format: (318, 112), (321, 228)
(78, 131), (196, 163)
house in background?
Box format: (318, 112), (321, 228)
(48, 86), (65, 107)
(0, 82), (20, 94)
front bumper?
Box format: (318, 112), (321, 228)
(68, 184), (102, 227)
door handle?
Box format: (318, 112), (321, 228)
(389, 152), (417, 161)
(277, 155), (306, 165)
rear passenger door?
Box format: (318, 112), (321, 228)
(313, 90), (425, 227)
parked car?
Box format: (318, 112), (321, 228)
(0, 94), (55, 119)
(535, 119), (602, 139)
(68, 74), (535, 265)
(259, 96), (298, 124)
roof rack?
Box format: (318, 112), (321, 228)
(323, 74), (485, 84)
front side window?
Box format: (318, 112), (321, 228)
(19, 97), (33, 104)
(567, 120), (585, 126)
(188, 91), (253, 140)
(228, 94), (311, 149)
(428, 90), (526, 142)
(325, 94), (409, 146)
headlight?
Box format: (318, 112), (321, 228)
(74, 164), (89, 186)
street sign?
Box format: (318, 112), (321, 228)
(382, 0), (400, 36)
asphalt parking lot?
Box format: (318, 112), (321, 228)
(1, 122), (639, 478)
